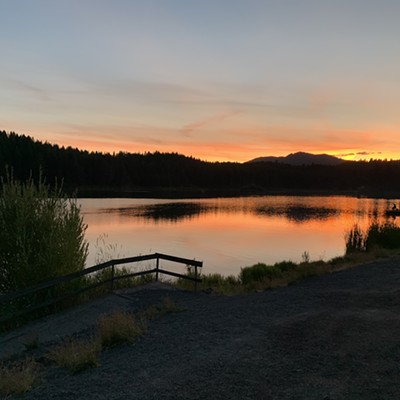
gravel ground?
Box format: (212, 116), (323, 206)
(4, 257), (400, 400)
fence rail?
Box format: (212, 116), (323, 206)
(0, 252), (202, 327)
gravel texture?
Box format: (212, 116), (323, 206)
(4, 257), (400, 399)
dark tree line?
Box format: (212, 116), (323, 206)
(2, 130), (400, 197)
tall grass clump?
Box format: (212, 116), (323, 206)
(141, 296), (183, 319)
(176, 269), (241, 295)
(48, 339), (100, 374)
(345, 224), (366, 253)
(0, 358), (41, 396)
(345, 222), (400, 255)
(0, 174), (88, 293)
(364, 222), (400, 251)
(97, 311), (146, 348)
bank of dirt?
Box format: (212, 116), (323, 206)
(3, 257), (400, 399)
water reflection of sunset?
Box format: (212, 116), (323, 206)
(79, 196), (398, 275)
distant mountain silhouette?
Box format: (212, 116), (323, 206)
(247, 152), (343, 166)
(4, 130), (400, 198)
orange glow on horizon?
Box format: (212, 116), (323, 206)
(7, 125), (400, 163)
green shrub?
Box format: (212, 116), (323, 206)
(274, 260), (297, 272)
(239, 263), (282, 285)
(0, 175), (88, 293)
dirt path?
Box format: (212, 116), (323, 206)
(4, 257), (400, 399)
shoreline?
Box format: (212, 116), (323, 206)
(73, 187), (399, 200)
(4, 257), (400, 399)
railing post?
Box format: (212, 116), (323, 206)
(111, 264), (115, 292)
(156, 257), (159, 282)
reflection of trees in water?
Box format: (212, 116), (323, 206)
(140, 203), (206, 221)
(255, 206), (339, 223)
(106, 202), (341, 223)
(115, 202), (211, 222)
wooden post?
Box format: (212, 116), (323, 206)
(194, 266), (198, 292)
(156, 257), (159, 282)
(111, 264), (115, 291)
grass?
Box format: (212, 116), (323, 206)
(47, 297), (179, 375)
(48, 338), (101, 374)
(84, 266), (157, 298)
(0, 358), (41, 396)
(177, 259), (330, 295)
(0, 297), (180, 393)
(4, 220), (400, 391)
(178, 247), (400, 296)
(176, 221), (400, 295)
(97, 311), (147, 348)
(140, 296), (183, 319)
(345, 222), (400, 253)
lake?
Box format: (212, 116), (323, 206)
(78, 196), (398, 276)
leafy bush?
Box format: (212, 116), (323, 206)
(0, 175), (88, 292)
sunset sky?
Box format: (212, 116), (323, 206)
(1, 1), (400, 162)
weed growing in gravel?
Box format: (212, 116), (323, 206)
(0, 358), (41, 396)
(97, 311), (147, 348)
(48, 338), (101, 374)
(141, 296), (183, 320)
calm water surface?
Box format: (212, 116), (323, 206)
(78, 196), (398, 276)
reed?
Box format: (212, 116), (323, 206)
(345, 221), (400, 254)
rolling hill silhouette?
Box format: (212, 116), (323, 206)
(247, 152), (343, 166)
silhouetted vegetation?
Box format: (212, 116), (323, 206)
(177, 257), (358, 295)
(0, 174), (88, 329)
(0, 174), (88, 293)
(345, 222), (400, 254)
(2, 130), (400, 197)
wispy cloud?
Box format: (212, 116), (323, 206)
(180, 111), (241, 137)
(8, 79), (50, 102)
(356, 151), (382, 156)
